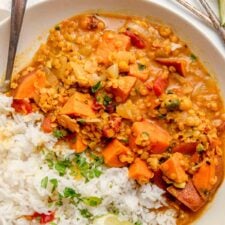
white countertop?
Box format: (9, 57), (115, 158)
(0, 0), (224, 53)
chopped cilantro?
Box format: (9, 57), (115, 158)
(197, 143), (205, 153)
(135, 221), (143, 225)
(79, 208), (93, 218)
(55, 159), (71, 176)
(82, 196), (102, 206)
(190, 53), (197, 61)
(64, 187), (81, 199)
(77, 118), (86, 124)
(137, 63), (146, 71)
(55, 25), (60, 30)
(91, 81), (102, 93)
(50, 178), (58, 193)
(103, 95), (112, 106)
(41, 176), (48, 189)
(53, 129), (67, 139)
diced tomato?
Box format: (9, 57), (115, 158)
(41, 116), (53, 133)
(153, 76), (168, 96)
(124, 30), (145, 49)
(31, 211), (55, 224)
(11, 99), (33, 114)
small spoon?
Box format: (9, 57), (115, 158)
(0, 0), (27, 93)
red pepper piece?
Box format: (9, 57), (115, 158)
(153, 76), (168, 96)
(124, 30), (145, 49)
(11, 99), (33, 114)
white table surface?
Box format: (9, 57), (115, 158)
(0, 0), (224, 53)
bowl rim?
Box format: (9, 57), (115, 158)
(0, 0), (225, 63)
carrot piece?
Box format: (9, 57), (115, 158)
(111, 76), (136, 102)
(129, 120), (171, 154)
(13, 70), (47, 99)
(11, 99), (33, 114)
(172, 142), (197, 155)
(70, 134), (87, 153)
(41, 116), (53, 133)
(192, 160), (216, 199)
(129, 64), (149, 81)
(60, 92), (96, 118)
(153, 76), (168, 96)
(129, 158), (154, 183)
(167, 180), (206, 212)
(96, 31), (131, 65)
(102, 139), (131, 167)
(160, 153), (188, 184)
(155, 58), (187, 76)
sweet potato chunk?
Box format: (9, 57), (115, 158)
(60, 92), (96, 118)
(155, 58), (187, 76)
(111, 76), (136, 102)
(192, 156), (223, 199)
(102, 139), (131, 167)
(167, 180), (206, 212)
(160, 153), (188, 184)
(70, 134), (87, 153)
(96, 31), (131, 65)
(13, 70), (47, 99)
(129, 158), (154, 183)
(129, 120), (171, 154)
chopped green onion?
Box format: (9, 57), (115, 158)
(41, 176), (48, 189)
(91, 81), (102, 93)
(82, 196), (102, 206)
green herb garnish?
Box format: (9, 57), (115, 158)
(50, 178), (58, 193)
(137, 63), (146, 71)
(135, 221), (143, 225)
(55, 159), (71, 176)
(64, 187), (81, 199)
(91, 81), (102, 93)
(103, 95), (112, 106)
(79, 208), (93, 218)
(82, 196), (102, 206)
(77, 118), (86, 124)
(41, 176), (48, 189)
(196, 143), (205, 153)
(55, 25), (61, 30)
(190, 54), (197, 61)
(53, 129), (67, 139)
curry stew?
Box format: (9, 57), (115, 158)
(10, 13), (225, 224)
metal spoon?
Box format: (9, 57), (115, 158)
(0, 0), (27, 93)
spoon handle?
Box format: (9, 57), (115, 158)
(5, 0), (27, 81)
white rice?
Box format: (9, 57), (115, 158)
(0, 94), (177, 225)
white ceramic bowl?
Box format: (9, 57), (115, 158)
(0, 0), (224, 224)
